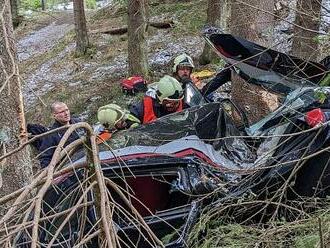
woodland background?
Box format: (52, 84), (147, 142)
(0, 0), (329, 247)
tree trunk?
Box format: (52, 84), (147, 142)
(292, 0), (321, 61)
(219, 0), (231, 31)
(229, 0), (278, 124)
(73, 0), (89, 55)
(10, 0), (19, 28)
(41, 0), (46, 11)
(199, 0), (221, 65)
(0, 0), (32, 201)
(230, 0), (274, 46)
(127, 0), (149, 78)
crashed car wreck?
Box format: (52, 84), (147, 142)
(15, 30), (330, 247)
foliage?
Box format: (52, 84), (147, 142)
(161, 232), (178, 245)
(43, 0), (70, 10)
(20, 0), (96, 10)
(320, 74), (330, 87)
(113, 0), (127, 4)
(188, 201), (330, 248)
(73, 44), (96, 58)
(85, 0), (96, 9)
(294, 234), (319, 248)
(150, 0), (207, 35)
(45, 0), (64, 9)
(314, 88), (328, 103)
(313, 34), (330, 44)
(189, 218), (262, 248)
(212, 58), (226, 67)
(21, 0), (42, 10)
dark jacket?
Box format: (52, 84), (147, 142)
(130, 96), (186, 123)
(27, 123), (49, 151)
(39, 118), (82, 168)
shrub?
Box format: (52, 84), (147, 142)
(21, 0), (42, 10)
(85, 0), (96, 9)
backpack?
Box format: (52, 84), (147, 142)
(121, 76), (147, 95)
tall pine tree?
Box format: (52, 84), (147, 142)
(127, 0), (149, 78)
(0, 0), (32, 200)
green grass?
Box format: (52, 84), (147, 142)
(27, 82), (125, 125)
(150, 0), (207, 35)
(294, 234), (319, 248)
(188, 206), (330, 248)
(90, 3), (127, 21)
(91, 0), (207, 34)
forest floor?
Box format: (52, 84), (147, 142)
(16, 1), (212, 125)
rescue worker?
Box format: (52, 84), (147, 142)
(172, 53), (202, 89)
(96, 104), (140, 142)
(97, 103), (140, 131)
(130, 75), (185, 124)
(145, 54), (200, 99)
(39, 102), (83, 168)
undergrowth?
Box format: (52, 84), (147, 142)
(188, 203), (330, 248)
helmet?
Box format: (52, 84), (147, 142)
(156, 75), (183, 102)
(172, 53), (194, 73)
(97, 104), (127, 129)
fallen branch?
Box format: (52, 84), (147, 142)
(0, 161), (87, 205)
(30, 123), (92, 248)
(93, 26), (128, 35)
(86, 134), (116, 247)
(0, 125), (77, 163)
(0, 122), (162, 247)
(149, 20), (175, 29)
(91, 20), (175, 35)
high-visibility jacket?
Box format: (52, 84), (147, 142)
(142, 96), (183, 124)
(97, 130), (112, 144)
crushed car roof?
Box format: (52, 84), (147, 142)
(203, 28), (329, 94)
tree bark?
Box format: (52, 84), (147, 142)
(73, 0), (89, 55)
(219, 0), (231, 31)
(230, 0), (274, 46)
(9, 0), (19, 28)
(127, 0), (149, 78)
(229, 0), (277, 124)
(0, 0), (32, 201)
(199, 0), (221, 65)
(41, 0), (46, 11)
(292, 0), (321, 61)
